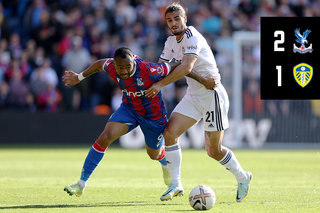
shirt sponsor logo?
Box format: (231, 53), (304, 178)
(187, 45), (197, 50)
(121, 89), (147, 97)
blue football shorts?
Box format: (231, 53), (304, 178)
(108, 103), (167, 150)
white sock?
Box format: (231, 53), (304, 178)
(219, 149), (247, 183)
(165, 143), (182, 187)
(78, 179), (87, 189)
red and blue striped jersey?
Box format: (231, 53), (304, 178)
(103, 55), (170, 121)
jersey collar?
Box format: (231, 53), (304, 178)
(129, 60), (137, 77)
(177, 34), (184, 43)
(176, 26), (190, 43)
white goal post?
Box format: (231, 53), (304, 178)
(232, 31), (260, 148)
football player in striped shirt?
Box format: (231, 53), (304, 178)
(146, 2), (252, 202)
(62, 47), (178, 197)
(62, 47), (215, 197)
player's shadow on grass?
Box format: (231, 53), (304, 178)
(0, 201), (186, 210)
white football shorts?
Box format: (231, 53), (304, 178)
(172, 84), (229, 131)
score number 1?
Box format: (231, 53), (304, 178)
(274, 30), (285, 86)
(276, 65), (282, 87)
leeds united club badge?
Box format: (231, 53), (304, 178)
(293, 63), (313, 88)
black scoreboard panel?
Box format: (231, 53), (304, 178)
(260, 17), (319, 99)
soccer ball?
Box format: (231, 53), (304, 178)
(189, 185), (216, 211)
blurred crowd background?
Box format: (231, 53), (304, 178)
(0, 0), (320, 119)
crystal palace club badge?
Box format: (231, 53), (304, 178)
(293, 28), (312, 54)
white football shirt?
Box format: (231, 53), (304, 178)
(160, 26), (221, 95)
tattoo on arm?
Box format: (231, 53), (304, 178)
(205, 131), (211, 139)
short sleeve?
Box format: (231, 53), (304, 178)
(102, 58), (113, 72)
(148, 62), (170, 82)
(184, 32), (202, 58)
(159, 38), (173, 62)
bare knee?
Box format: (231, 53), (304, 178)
(163, 128), (174, 141)
(97, 130), (113, 147)
(146, 148), (162, 160)
(163, 128), (178, 146)
(148, 153), (159, 160)
(205, 131), (226, 161)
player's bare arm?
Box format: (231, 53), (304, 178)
(186, 70), (219, 90)
(146, 55), (196, 98)
(62, 59), (108, 86)
(157, 59), (218, 90)
(145, 59), (181, 98)
(168, 59), (182, 72)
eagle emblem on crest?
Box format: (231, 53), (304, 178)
(293, 29), (312, 54)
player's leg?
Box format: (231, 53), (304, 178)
(145, 144), (167, 166)
(160, 112), (197, 201)
(64, 103), (137, 197)
(80, 121), (129, 183)
(140, 117), (170, 186)
(145, 144), (170, 186)
(204, 130), (252, 202)
(163, 112), (197, 184)
(205, 86), (251, 202)
(205, 130), (247, 180)
(64, 121), (128, 197)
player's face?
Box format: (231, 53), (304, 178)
(114, 56), (134, 80)
(165, 10), (187, 37)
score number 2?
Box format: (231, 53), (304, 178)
(274, 30), (285, 51)
(274, 31), (285, 86)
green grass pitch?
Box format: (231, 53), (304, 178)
(0, 147), (319, 212)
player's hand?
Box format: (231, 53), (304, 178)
(203, 77), (219, 90)
(146, 82), (161, 98)
(62, 71), (80, 86)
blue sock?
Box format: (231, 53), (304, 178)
(159, 156), (167, 166)
(158, 147), (167, 166)
(80, 142), (106, 182)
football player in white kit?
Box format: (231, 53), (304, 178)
(145, 2), (252, 202)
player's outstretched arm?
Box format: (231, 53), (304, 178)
(62, 59), (108, 86)
(62, 71), (81, 86)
